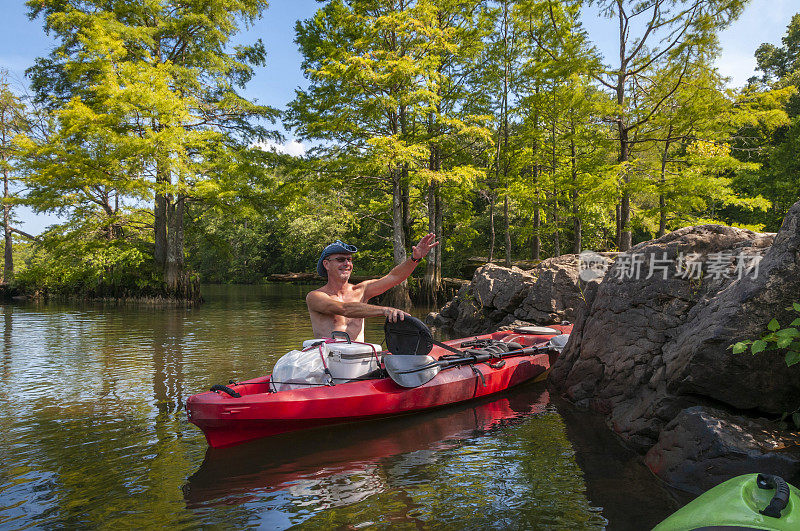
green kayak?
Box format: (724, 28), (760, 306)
(654, 473), (800, 530)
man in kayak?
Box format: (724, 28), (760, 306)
(307, 234), (439, 342)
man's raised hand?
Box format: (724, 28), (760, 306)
(411, 233), (440, 261)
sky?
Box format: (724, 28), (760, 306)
(0, 0), (796, 235)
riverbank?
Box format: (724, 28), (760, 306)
(0, 282), (19, 301)
(3, 287), (204, 306)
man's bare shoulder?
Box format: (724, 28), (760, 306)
(308, 283), (366, 300)
(350, 278), (376, 296)
(306, 288), (332, 303)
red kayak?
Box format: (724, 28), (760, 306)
(186, 321), (571, 448)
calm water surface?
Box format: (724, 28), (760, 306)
(0, 284), (683, 529)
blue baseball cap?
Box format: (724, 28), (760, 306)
(317, 240), (358, 277)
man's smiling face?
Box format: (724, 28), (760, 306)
(324, 253), (353, 281)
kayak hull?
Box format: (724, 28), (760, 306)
(654, 473), (800, 531)
(186, 326), (570, 448)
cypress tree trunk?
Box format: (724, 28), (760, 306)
(424, 183), (437, 305)
(532, 164), (540, 261)
(423, 108), (441, 305)
(154, 161), (167, 268)
(532, 204), (540, 261)
(571, 132), (581, 254)
(164, 194), (184, 293)
(399, 104), (412, 254)
(620, 180), (632, 250)
(2, 102), (13, 282)
(658, 132), (673, 238)
(402, 171), (411, 250)
(387, 168), (411, 310)
(423, 143), (443, 305)
(500, 2), (511, 269)
(572, 193), (581, 255)
(553, 198), (561, 257)
(551, 107), (560, 257)
(487, 192), (495, 263)
(504, 196), (511, 267)
(153, 40), (167, 269)
(617, 59), (632, 251)
(529, 81), (541, 262)
(2, 165), (12, 282)
(435, 190), (443, 288)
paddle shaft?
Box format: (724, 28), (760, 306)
(441, 345), (544, 368)
(391, 343), (549, 375)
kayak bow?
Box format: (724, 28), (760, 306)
(654, 473), (800, 531)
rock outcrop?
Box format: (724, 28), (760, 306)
(549, 199), (800, 491)
(644, 407), (800, 493)
(428, 255), (591, 336)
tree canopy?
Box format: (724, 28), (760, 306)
(3, 1), (798, 303)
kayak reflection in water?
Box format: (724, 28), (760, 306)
(306, 234), (439, 342)
(183, 385), (551, 509)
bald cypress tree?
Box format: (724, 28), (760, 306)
(288, 0), (489, 307)
(0, 72), (31, 282)
(22, 0), (278, 297)
(591, 0), (747, 250)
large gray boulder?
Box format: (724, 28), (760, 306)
(549, 199), (800, 488)
(428, 256), (590, 336)
(471, 265), (537, 313)
(515, 255), (587, 324)
(644, 406), (800, 494)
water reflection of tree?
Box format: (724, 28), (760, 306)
(0, 305), (203, 528)
(2, 305), (11, 386)
(0, 306), (12, 468)
(152, 308), (185, 418)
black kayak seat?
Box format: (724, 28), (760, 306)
(384, 315), (434, 356)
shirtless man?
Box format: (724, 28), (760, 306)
(306, 234), (439, 341)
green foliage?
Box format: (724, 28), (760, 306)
(724, 14), (800, 232)
(1, 69), (35, 282)
(732, 303), (800, 366)
(187, 3), (800, 281)
(15, 226), (164, 298)
(7, 1), (800, 293)
(755, 13), (800, 83)
(18, 0), (276, 297)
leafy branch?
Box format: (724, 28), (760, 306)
(732, 302), (800, 366)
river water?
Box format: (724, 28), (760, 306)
(0, 284), (685, 529)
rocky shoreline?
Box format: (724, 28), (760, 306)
(427, 199), (800, 493)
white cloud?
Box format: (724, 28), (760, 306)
(716, 0), (796, 87)
(715, 51), (759, 88)
(582, 0), (796, 89)
(253, 139), (307, 157)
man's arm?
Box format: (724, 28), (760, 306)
(306, 291), (407, 321)
(362, 233), (439, 300)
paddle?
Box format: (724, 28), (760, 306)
(383, 334), (568, 388)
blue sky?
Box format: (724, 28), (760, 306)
(0, 0), (796, 234)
